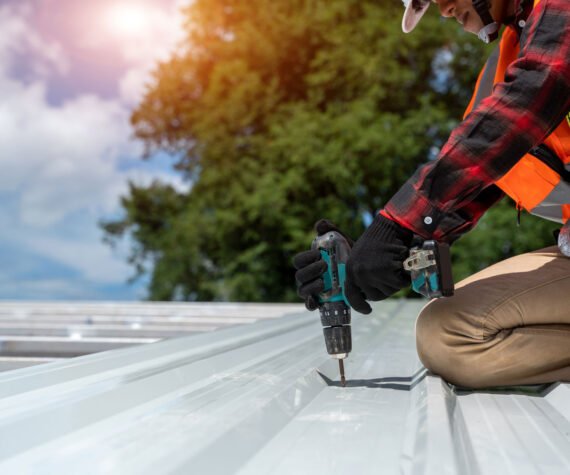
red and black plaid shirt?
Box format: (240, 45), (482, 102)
(383, 0), (570, 243)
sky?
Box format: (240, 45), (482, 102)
(0, 0), (191, 300)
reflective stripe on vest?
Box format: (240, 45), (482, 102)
(464, 0), (570, 223)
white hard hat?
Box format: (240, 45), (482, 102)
(401, 0), (430, 34)
(401, 0), (499, 43)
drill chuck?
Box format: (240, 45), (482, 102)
(320, 301), (352, 357)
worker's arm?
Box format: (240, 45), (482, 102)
(384, 0), (570, 242)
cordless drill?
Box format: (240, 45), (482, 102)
(311, 230), (352, 386)
(312, 231), (454, 386)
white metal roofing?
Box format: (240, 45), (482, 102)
(0, 301), (302, 370)
(0, 300), (568, 474)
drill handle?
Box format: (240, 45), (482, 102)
(311, 231), (351, 307)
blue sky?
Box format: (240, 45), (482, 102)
(0, 0), (190, 300)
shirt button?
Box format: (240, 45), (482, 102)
(518, 20), (526, 27)
(424, 216), (433, 225)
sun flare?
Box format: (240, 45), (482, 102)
(105, 3), (151, 37)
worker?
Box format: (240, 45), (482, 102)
(294, 0), (570, 388)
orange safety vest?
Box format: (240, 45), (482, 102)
(464, 0), (570, 223)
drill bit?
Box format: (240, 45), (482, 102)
(339, 359), (346, 387)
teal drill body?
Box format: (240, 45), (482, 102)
(311, 231), (352, 359)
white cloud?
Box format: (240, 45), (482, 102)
(0, 276), (96, 300)
(0, 274), (146, 300)
(0, 4), (68, 77)
(0, 2), (189, 295)
(0, 84), (134, 225)
(118, 67), (151, 107)
(21, 233), (132, 284)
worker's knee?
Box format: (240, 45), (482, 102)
(415, 298), (484, 388)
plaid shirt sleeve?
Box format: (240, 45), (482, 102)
(383, 0), (570, 243)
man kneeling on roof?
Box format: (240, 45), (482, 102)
(295, 0), (570, 388)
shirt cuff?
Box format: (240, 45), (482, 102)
(383, 181), (467, 241)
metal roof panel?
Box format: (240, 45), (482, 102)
(0, 300), (567, 474)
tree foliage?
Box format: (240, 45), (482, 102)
(102, 0), (555, 301)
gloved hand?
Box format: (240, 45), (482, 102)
(293, 219), (354, 311)
(344, 214), (413, 314)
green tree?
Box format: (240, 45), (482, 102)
(103, 0), (553, 301)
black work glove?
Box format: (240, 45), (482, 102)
(293, 219), (354, 311)
(344, 214), (413, 315)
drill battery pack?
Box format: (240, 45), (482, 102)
(403, 241), (454, 299)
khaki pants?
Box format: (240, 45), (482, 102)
(416, 245), (570, 388)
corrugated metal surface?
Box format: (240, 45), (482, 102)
(0, 300), (568, 474)
(0, 302), (302, 370)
